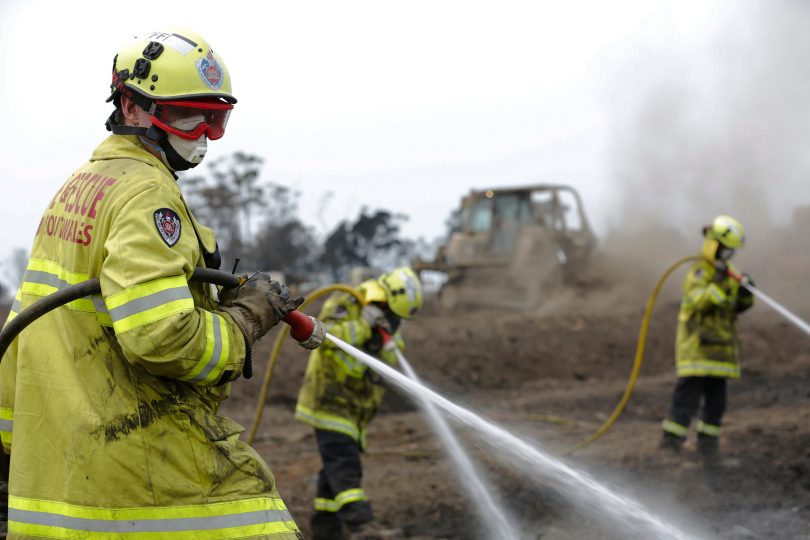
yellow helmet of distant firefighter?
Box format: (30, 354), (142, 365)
(359, 267), (423, 319)
(701, 214), (745, 261)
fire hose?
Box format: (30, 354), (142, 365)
(564, 256), (700, 453)
(0, 267), (321, 369)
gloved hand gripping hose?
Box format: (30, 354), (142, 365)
(727, 269), (810, 337)
(0, 268), (323, 375)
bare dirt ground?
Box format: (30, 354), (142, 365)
(221, 259), (810, 540)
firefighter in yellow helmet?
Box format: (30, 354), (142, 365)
(295, 267), (423, 539)
(660, 215), (754, 462)
(0, 29), (323, 539)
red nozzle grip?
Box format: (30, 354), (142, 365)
(283, 311), (314, 342)
(378, 328), (391, 345)
(727, 269), (744, 282)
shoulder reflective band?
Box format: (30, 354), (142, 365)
(106, 275), (194, 333)
(8, 495), (299, 539)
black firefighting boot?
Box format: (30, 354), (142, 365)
(659, 431), (685, 454)
(697, 433), (720, 466)
(311, 511), (347, 540)
(346, 520), (404, 540)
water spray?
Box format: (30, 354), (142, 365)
(732, 274), (810, 337)
(395, 349), (519, 540)
(329, 334), (705, 540)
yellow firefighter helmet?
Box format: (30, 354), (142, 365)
(704, 215), (745, 249)
(359, 267), (423, 319)
(108, 28), (236, 105)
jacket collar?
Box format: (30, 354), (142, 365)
(91, 135), (176, 180)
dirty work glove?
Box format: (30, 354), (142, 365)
(742, 273), (755, 288)
(737, 273), (755, 302)
(297, 316), (327, 350)
(218, 273), (304, 346)
(361, 304), (392, 333)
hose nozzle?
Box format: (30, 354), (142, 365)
(283, 311), (326, 350)
(726, 268), (744, 282)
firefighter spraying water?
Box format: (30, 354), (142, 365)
(660, 215), (754, 460)
(0, 28), (328, 539)
(294, 268), (423, 539)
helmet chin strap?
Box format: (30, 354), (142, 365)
(105, 113), (200, 172)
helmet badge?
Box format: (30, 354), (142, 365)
(196, 50), (223, 90)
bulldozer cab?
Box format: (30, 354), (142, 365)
(448, 185), (594, 267)
(427, 184), (595, 310)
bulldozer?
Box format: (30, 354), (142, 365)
(416, 184), (596, 310)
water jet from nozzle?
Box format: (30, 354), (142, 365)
(328, 334), (706, 540)
(395, 349), (519, 540)
(742, 282), (810, 337)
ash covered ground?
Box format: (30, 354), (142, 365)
(222, 240), (810, 539)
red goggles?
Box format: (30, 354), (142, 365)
(150, 100), (234, 141)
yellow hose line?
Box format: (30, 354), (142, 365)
(247, 283), (364, 445)
(564, 256), (700, 454)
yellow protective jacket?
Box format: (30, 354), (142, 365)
(294, 291), (404, 449)
(675, 259), (754, 379)
(0, 135), (300, 540)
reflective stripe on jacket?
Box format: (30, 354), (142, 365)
(294, 291), (404, 449)
(0, 135), (300, 539)
(675, 259), (754, 379)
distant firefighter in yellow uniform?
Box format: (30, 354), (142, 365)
(0, 29), (324, 539)
(296, 267), (423, 539)
(661, 215), (754, 461)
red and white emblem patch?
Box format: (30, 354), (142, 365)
(153, 208), (182, 247)
(196, 50), (224, 91)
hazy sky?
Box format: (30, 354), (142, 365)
(1, 0), (806, 272)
